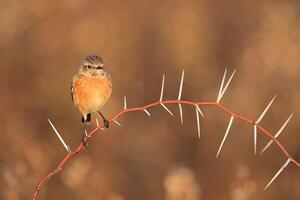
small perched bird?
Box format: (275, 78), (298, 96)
(71, 55), (112, 144)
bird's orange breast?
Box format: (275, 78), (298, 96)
(73, 76), (112, 114)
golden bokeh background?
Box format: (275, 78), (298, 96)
(1, 0), (300, 199)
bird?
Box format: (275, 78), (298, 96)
(71, 55), (112, 146)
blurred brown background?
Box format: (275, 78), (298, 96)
(1, 0), (300, 199)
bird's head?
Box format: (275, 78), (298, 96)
(79, 55), (108, 77)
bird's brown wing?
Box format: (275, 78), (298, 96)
(70, 74), (83, 103)
(107, 73), (112, 91)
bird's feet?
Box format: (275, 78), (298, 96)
(82, 132), (89, 149)
(104, 119), (109, 128)
(98, 111), (109, 128)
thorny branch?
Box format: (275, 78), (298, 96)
(33, 70), (300, 199)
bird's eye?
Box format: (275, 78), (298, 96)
(96, 66), (103, 70)
(86, 65), (91, 69)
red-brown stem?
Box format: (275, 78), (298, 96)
(32, 100), (300, 199)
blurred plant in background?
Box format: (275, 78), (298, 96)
(164, 166), (201, 200)
(229, 164), (256, 200)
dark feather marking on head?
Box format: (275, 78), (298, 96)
(83, 55), (104, 66)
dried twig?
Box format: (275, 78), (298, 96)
(33, 71), (300, 199)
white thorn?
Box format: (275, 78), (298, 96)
(264, 158), (291, 190)
(177, 70), (185, 100)
(217, 68), (227, 102)
(160, 74), (165, 102)
(261, 140), (273, 154)
(196, 105), (204, 117)
(217, 69), (236, 103)
(216, 116), (234, 157)
(256, 95), (277, 124)
(160, 103), (174, 116)
(124, 96), (127, 110)
(114, 120), (122, 126)
(84, 129), (88, 136)
(273, 114), (294, 138)
(177, 70), (185, 123)
(178, 103), (183, 124)
(254, 125), (257, 155)
(143, 109), (151, 117)
(195, 107), (201, 138)
(48, 119), (71, 153)
(96, 118), (99, 127)
(261, 113), (294, 154)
